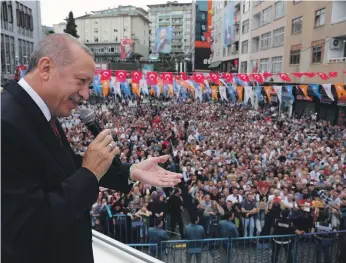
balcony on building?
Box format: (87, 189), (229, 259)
(252, 12), (261, 30)
(328, 36), (346, 63)
(331, 0), (346, 24)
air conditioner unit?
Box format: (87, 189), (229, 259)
(329, 38), (342, 50)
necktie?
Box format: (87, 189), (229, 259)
(50, 117), (62, 146)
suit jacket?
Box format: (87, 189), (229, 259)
(1, 81), (133, 263)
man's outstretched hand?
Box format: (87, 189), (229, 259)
(130, 155), (182, 187)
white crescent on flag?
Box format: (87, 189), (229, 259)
(149, 74), (156, 80)
(118, 72), (124, 78)
(134, 72), (139, 78)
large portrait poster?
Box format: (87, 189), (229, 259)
(224, 2), (234, 47)
(120, 39), (134, 59)
(152, 27), (172, 54)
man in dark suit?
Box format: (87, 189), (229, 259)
(1, 33), (182, 263)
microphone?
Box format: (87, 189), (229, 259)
(79, 108), (121, 164)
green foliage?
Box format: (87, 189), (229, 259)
(64, 11), (79, 38)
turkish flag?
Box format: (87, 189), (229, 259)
(146, 72), (158, 85)
(237, 73), (250, 83)
(115, 70), (127, 83)
(263, 72), (273, 79)
(95, 69), (102, 75)
(249, 73), (264, 84)
(193, 73), (205, 84)
(304, 72), (315, 78)
(101, 70), (112, 81)
(180, 72), (189, 80)
(131, 71), (143, 84)
(278, 73), (291, 82)
(317, 72), (329, 80)
(161, 72), (173, 85)
(209, 73), (220, 83)
(292, 72), (304, 78)
(329, 72), (338, 78)
(223, 73), (233, 83)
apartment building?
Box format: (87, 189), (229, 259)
(147, 1), (192, 56)
(284, 0), (346, 84)
(1, 0), (42, 77)
(75, 5), (150, 62)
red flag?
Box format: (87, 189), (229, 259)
(175, 75), (181, 80)
(329, 72), (338, 78)
(193, 73), (205, 84)
(317, 72), (329, 80)
(249, 73), (264, 84)
(161, 72), (173, 85)
(209, 73), (220, 83)
(304, 72), (315, 78)
(115, 70), (127, 82)
(131, 71), (143, 84)
(292, 72), (304, 78)
(180, 72), (189, 80)
(223, 73), (233, 83)
(344, 71), (346, 74)
(263, 72), (273, 79)
(278, 73), (291, 82)
(101, 70), (112, 81)
(237, 73), (250, 83)
(146, 72), (158, 85)
(95, 69), (102, 75)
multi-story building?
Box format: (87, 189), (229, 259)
(147, 1), (192, 57)
(284, 0), (346, 84)
(75, 5), (150, 62)
(191, 0), (212, 71)
(238, 0), (287, 75)
(1, 0), (42, 77)
(52, 22), (66, 34)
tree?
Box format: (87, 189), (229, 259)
(64, 11), (79, 38)
(46, 30), (55, 35)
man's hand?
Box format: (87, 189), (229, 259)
(130, 155), (182, 187)
(82, 129), (118, 180)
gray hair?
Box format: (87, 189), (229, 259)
(26, 33), (94, 73)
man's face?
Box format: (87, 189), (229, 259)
(124, 44), (132, 54)
(42, 45), (95, 117)
(160, 28), (167, 39)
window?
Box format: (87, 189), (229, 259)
(315, 8), (325, 27)
(201, 25), (206, 30)
(290, 49), (300, 65)
(241, 40), (248, 54)
(243, 0), (250, 14)
(94, 21), (98, 24)
(272, 27), (284, 47)
(312, 44), (323, 63)
(292, 17), (303, 33)
(16, 8), (20, 26)
(260, 32), (271, 50)
(2, 2), (8, 22)
(240, 61), (248, 73)
(293, 0), (301, 3)
(252, 36), (260, 52)
(242, 19), (249, 34)
(253, 12), (261, 29)
(274, 1), (285, 19)
(94, 28), (98, 33)
(94, 37), (98, 42)
(271, 56), (282, 73)
(29, 15), (33, 31)
(7, 2), (13, 23)
(201, 13), (206, 20)
(114, 29), (117, 32)
(261, 7), (272, 25)
(259, 58), (270, 72)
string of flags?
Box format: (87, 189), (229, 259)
(92, 70), (346, 104)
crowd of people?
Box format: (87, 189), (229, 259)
(60, 95), (346, 247)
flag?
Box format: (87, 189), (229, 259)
(334, 83), (346, 99)
(211, 86), (218, 100)
(244, 86), (254, 106)
(299, 85), (309, 98)
(292, 72), (304, 78)
(223, 73), (233, 83)
(263, 86), (272, 102)
(209, 73), (220, 83)
(101, 70), (112, 81)
(193, 73), (205, 84)
(180, 72), (189, 80)
(273, 86), (282, 103)
(285, 85), (295, 102)
(317, 72), (329, 80)
(131, 71), (143, 84)
(321, 84), (334, 101)
(310, 84), (321, 100)
(236, 86), (244, 102)
(115, 70), (127, 83)
(263, 72), (273, 79)
(203, 79), (211, 93)
(304, 72), (315, 78)
(278, 73), (291, 82)
(219, 86), (228, 101)
(237, 73), (250, 83)
(161, 72), (173, 85)
(146, 72), (158, 86)
(329, 72), (338, 78)
(249, 73), (264, 84)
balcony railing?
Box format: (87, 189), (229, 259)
(328, 57), (346, 63)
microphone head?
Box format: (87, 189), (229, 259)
(79, 108), (96, 124)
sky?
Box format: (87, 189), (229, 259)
(40, 0), (191, 26)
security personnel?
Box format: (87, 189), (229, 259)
(272, 208), (304, 263)
(314, 210), (334, 263)
(218, 212), (239, 263)
(185, 215), (205, 263)
(148, 219), (169, 258)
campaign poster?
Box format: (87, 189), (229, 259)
(120, 39), (134, 59)
(152, 27), (172, 54)
(224, 2), (234, 47)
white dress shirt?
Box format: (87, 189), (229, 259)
(18, 78), (51, 121)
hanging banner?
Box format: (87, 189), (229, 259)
(263, 86), (272, 102)
(120, 39), (134, 59)
(321, 84), (334, 101)
(236, 86), (244, 102)
(334, 83), (346, 99)
(273, 86), (282, 103)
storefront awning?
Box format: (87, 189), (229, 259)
(208, 61), (221, 68)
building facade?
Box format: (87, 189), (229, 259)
(283, 0), (346, 84)
(1, 0), (42, 76)
(52, 22), (66, 34)
(75, 5), (150, 62)
(147, 1), (192, 57)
